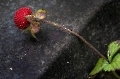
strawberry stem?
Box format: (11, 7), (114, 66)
(41, 20), (108, 61)
(25, 9), (107, 61)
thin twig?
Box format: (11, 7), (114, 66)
(112, 71), (120, 79)
(42, 20), (108, 61)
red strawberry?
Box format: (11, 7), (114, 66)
(14, 7), (32, 29)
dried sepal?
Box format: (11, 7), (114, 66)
(35, 9), (47, 20)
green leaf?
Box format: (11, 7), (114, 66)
(90, 40), (120, 75)
(103, 53), (120, 71)
(103, 63), (115, 71)
(89, 58), (105, 75)
(111, 53), (120, 70)
(107, 40), (120, 62)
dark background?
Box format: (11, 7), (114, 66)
(0, 0), (120, 79)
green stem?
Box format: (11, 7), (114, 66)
(112, 71), (120, 79)
(42, 20), (108, 61)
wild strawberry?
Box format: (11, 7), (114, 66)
(14, 7), (32, 29)
(14, 7), (47, 39)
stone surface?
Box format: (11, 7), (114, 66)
(1, 0), (120, 79)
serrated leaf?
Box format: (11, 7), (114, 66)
(103, 64), (115, 71)
(103, 53), (120, 72)
(107, 40), (120, 62)
(111, 53), (120, 70)
(89, 58), (105, 75)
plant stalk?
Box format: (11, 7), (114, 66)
(42, 20), (108, 61)
(112, 71), (120, 79)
